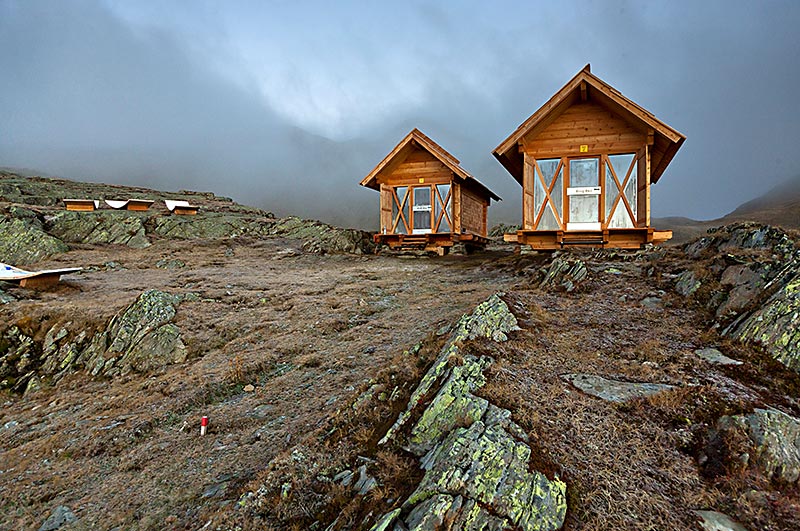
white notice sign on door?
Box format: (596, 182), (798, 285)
(567, 186), (601, 196)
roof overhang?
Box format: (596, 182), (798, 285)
(361, 128), (501, 201)
(492, 64), (685, 185)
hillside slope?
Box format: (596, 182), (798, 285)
(2, 173), (800, 531)
(656, 175), (800, 245)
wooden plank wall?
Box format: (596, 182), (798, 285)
(461, 187), (486, 236)
(379, 184), (393, 232)
(521, 101), (646, 158)
(522, 154), (535, 229)
(377, 148), (451, 186)
(452, 183), (462, 234)
(636, 147), (646, 227)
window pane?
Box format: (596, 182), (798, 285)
(539, 204), (559, 230)
(624, 160), (638, 222)
(570, 158), (599, 187)
(435, 184), (451, 232)
(570, 195), (598, 223)
(413, 187), (431, 232)
(605, 161), (619, 219)
(551, 167), (563, 219)
(414, 187), (430, 206)
(538, 159), (559, 185)
(534, 169), (545, 223)
(394, 187), (408, 234)
(608, 153), (634, 184)
(609, 201), (633, 228)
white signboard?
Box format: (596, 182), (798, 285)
(412, 205), (432, 212)
(567, 186), (601, 196)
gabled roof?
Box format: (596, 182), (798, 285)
(361, 128), (501, 201)
(492, 64), (685, 184)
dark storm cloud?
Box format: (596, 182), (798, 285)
(0, 0), (377, 225)
(1, 0), (800, 228)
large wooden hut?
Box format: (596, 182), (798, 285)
(493, 65), (685, 249)
(361, 129), (500, 253)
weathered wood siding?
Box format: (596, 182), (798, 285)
(521, 101), (646, 158)
(522, 154), (535, 229)
(379, 184), (393, 232)
(376, 148), (451, 186)
(636, 146), (648, 227)
(461, 187), (487, 236)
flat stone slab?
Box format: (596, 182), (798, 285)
(694, 510), (748, 531)
(695, 348), (743, 366)
(561, 373), (675, 402)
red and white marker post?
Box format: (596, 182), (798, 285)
(200, 416), (209, 436)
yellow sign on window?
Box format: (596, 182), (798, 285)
(579, 145), (588, 153)
(419, 178), (425, 183)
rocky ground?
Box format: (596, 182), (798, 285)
(2, 172), (800, 531)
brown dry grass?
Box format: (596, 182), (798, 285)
(0, 237), (515, 531)
(3, 241), (800, 530)
(475, 257), (800, 531)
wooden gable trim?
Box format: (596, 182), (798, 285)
(493, 65), (685, 183)
(361, 128), (501, 201)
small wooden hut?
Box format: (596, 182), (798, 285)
(361, 129), (500, 253)
(493, 65), (685, 249)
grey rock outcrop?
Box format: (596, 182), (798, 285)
(79, 290), (187, 377)
(267, 216), (375, 255)
(538, 257), (588, 292)
(676, 223), (800, 374)
(371, 294), (566, 531)
(1, 289), (189, 392)
(685, 223), (795, 259)
(0, 286), (15, 304)
(694, 510), (748, 531)
(694, 348), (742, 366)
(0, 216), (69, 265)
(46, 211), (150, 248)
(0, 325), (38, 392)
(38, 505), (79, 531)
(724, 271), (800, 372)
(561, 373), (674, 402)
(150, 213), (268, 240)
(714, 408), (800, 484)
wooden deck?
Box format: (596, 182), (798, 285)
(504, 227), (672, 250)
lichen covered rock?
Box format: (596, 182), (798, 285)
(0, 216), (69, 265)
(268, 216), (375, 255)
(726, 272), (800, 372)
(675, 270), (701, 297)
(150, 213), (268, 240)
(372, 293), (566, 531)
(380, 293), (521, 445)
(0, 326), (38, 392)
(79, 290), (187, 377)
(715, 408), (800, 484)
(403, 420), (566, 531)
(45, 211), (150, 248)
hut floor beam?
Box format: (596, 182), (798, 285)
(512, 227), (672, 250)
